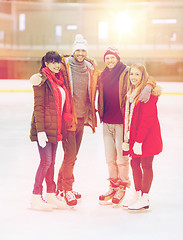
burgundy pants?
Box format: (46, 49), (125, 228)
(57, 118), (84, 191)
(130, 155), (154, 194)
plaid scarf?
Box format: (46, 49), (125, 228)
(42, 67), (72, 141)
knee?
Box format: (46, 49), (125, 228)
(40, 159), (52, 169)
(63, 154), (77, 165)
(130, 158), (139, 169)
(141, 161), (152, 170)
(107, 159), (116, 167)
(117, 156), (129, 166)
(64, 149), (77, 162)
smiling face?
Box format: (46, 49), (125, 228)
(45, 61), (61, 74)
(73, 49), (87, 63)
(104, 54), (118, 70)
(129, 67), (142, 86)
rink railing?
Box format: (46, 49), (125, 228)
(0, 90), (183, 95)
(0, 80), (183, 95)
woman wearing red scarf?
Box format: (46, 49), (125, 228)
(29, 51), (72, 211)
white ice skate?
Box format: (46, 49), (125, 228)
(45, 193), (68, 209)
(30, 194), (55, 212)
(122, 190), (141, 209)
(128, 193), (150, 212)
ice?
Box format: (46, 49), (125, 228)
(0, 80), (183, 240)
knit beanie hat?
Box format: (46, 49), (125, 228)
(72, 34), (88, 54)
(104, 47), (120, 61)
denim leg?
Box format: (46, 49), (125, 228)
(115, 124), (130, 186)
(103, 123), (118, 180)
(57, 118), (84, 191)
(32, 142), (57, 195)
(45, 143), (58, 193)
(103, 123), (130, 186)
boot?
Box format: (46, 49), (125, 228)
(45, 193), (67, 209)
(99, 179), (118, 202)
(112, 185), (126, 205)
(99, 186), (117, 202)
(57, 190), (81, 199)
(30, 194), (54, 212)
(122, 190), (141, 209)
(128, 193), (150, 210)
(64, 191), (77, 206)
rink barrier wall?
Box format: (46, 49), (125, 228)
(0, 90), (183, 95)
(0, 79), (183, 94)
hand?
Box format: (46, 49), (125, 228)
(30, 73), (42, 86)
(133, 142), (142, 155)
(37, 132), (48, 148)
(139, 85), (152, 103)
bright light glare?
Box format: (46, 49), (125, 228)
(19, 13), (26, 31)
(152, 19), (177, 24)
(98, 21), (108, 40)
(56, 25), (62, 37)
(67, 25), (78, 30)
(115, 11), (133, 35)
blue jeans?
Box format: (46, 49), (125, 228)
(32, 142), (58, 195)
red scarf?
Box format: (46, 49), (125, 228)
(42, 67), (72, 142)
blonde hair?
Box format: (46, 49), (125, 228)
(127, 63), (150, 101)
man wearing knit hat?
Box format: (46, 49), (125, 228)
(98, 46), (156, 206)
(56, 34), (100, 206)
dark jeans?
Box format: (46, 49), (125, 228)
(33, 142), (58, 195)
(57, 118), (84, 191)
(130, 155), (154, 194)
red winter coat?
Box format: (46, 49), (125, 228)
(124, 86), (163, 157)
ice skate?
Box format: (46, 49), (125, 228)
(122, 190), (141, 209)
(99, 187), (116, 205)
(45, 193), (67, 209)
(30, 194), (54, 212)
(57, 190), (81, 199)
(128, 193), (150, 212)
(99, 179), (119, 205)
(112, 185), (126, 206)
(64, 191), (77, 206)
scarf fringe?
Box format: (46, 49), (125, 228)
(122, 89), (138, 151)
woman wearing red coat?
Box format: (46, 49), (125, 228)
(122, 63), (163, 211)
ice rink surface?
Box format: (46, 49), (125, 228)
(0, 80), (183, 240)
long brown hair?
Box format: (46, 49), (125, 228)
(127, 63), (150, 101)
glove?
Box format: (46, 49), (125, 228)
(37, 132), (48, 148)
(139, 85), (152, 103)
(122, 142), (129, 151)
(133, 142), (142, 155)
